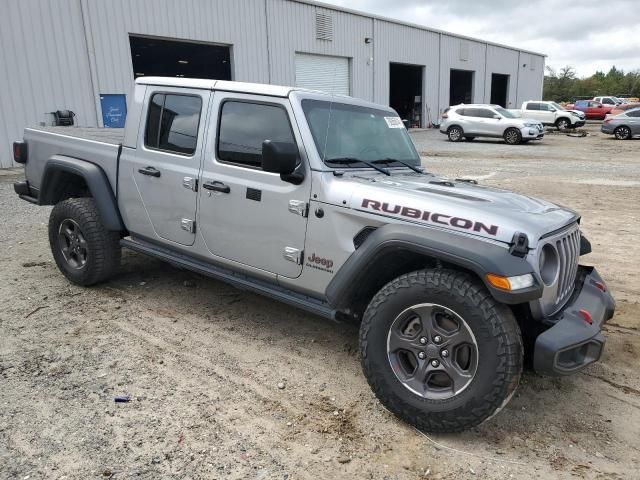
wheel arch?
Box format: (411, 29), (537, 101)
(40, 155), (125, 232)
(326, 224), (542, 319)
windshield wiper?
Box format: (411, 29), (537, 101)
(324, 157), (391, 176)
(372, 158), (425, 174)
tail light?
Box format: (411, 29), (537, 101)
(603, 118), (612, 124)
(13, 142), (28, 164)
(442, 113), (448, 119)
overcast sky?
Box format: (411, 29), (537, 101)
(322, 0), (640, 77)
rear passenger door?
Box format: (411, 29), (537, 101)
(122, 87), (210, 246)
(523, 102), (544, 122)
(198, 93), (311, 278)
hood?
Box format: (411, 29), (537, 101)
(322, 171), (578, 247)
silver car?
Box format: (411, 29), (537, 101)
(601, 107), (640, 139)
(440, 104), (544, 144)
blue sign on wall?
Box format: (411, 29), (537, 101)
(100, 94), (127, 128)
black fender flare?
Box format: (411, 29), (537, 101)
(325, 223), (543, 309)
(40, 155), (125, 231)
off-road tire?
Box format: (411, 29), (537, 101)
(359, 269), (523, 433)
(503, 127), (522, 145)
(614, 126), (631, 140)
(48, 197), (121, 286)
(447, 126), (464, 142)
(556, 118), (570, 130)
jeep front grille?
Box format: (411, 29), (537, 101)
(554, 228), (581, 306)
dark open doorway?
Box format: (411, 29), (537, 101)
(389, 63), (424, 128)
(490, 73), (510, 107)
(449, 69), (474, 106)
(129, 36), (232, 80)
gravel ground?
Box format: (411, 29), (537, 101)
(1, 123), (639, 479)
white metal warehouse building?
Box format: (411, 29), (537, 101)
(0, 0), (545, 168)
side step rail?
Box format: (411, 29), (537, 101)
(120, 238), (337, 321)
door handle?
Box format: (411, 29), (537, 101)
(202, 180), (230, 194)
(138, 166), (161, 177)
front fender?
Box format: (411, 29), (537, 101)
(325, 223), (543, 309)
(40, 155), (124, 231)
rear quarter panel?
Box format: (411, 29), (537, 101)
(23, 128), (121, 192)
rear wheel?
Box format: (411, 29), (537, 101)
(556, 118), (570, 130)
(503, 127), (522, 145)
(360, 269), (523, 433)
(48, 198), (121, 286)
(614, 126), (631, 140)
(447, 126), (464, 142)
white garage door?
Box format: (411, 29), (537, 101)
(295, 53), (350, 95)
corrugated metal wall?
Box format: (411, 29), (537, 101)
(82, 0), (270, 94)
(0, 0), (98, 168)
(439, 34), (487, 113)
(266, 0), (374, 100)
(373, 20), (440, 127)
(485, 45), (520, 108)
(0, 0), (545, 168)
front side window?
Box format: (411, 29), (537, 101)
(302, 99), (420, 167)
(218, 101), (295, 168)
(145, 93), (202, 155)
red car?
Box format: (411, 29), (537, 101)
(565, 100), (613, 120)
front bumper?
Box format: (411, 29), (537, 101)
(533, 266), (615, 376)
(521, 127), (544, 139)
(573, 120), (586, 128)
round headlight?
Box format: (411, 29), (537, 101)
(539, 244), (559, 286)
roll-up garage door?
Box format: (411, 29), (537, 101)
(295, 53), (350, 95)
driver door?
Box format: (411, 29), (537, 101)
(197, 93), (311, 278)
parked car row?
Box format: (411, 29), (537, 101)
(440, 101), (640, 144)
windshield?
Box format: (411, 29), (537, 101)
(550, 102), (566, 111)
(302, 99), (421, 167)
(494, 106), (516, 119)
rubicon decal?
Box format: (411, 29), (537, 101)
(306, 253), (334, 273)
(361, 199), (499, 236)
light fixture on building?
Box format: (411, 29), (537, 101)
(365, 37), (373, 44)
(178, 59), (189, 64)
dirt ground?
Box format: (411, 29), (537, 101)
(1, 123), (639, 479)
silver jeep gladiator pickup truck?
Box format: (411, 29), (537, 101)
(13, 77), (615, 433)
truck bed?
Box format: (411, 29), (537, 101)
(23, 127), (125, 192)
(30, 126), (124, 145)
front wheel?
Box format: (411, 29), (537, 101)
(556, 118), (570, 130)
(48, 197), (121, 286)
(614, 126), (631, 140)
(503, 127), (522, 145)
(359, 269), (522, 433)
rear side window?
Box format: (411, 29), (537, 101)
(525, 103), (540, 111)
(217, 101), (295, 168)
(145, 93), (202, 155)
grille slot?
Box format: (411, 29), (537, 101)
(554, 228), (580, 305)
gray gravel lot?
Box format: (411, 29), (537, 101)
(1, 123), (639, 479)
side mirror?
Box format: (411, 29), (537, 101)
(493, 114), (501, 120)
(261, 140), (303, 184)
(549, 107), (556, 112)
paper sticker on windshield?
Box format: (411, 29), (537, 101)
(384, 116), (404, 128)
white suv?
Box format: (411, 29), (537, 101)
(440, 104), (544, 145)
